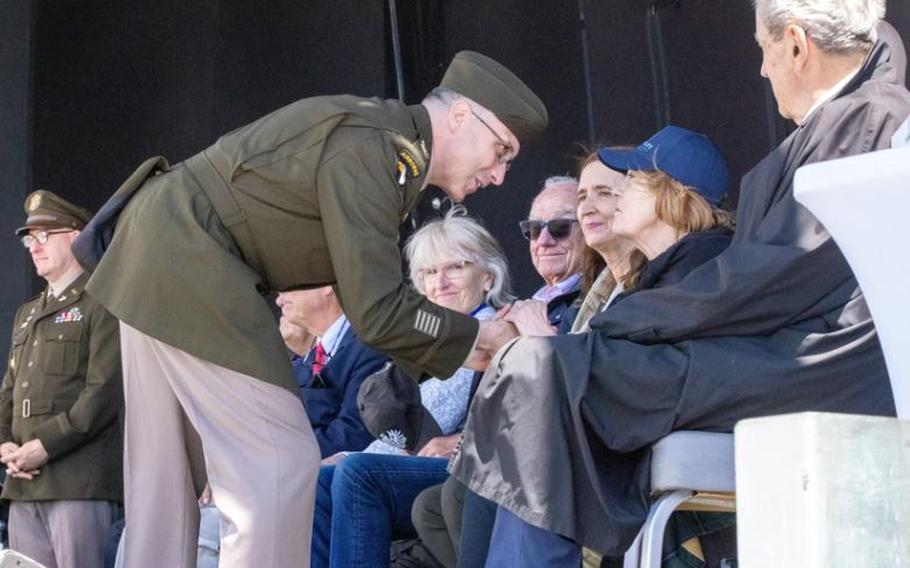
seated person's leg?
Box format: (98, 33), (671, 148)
(485, 506), (581, 568)
(440, 476), (467, 554)
(196, 506), (221, 568)
(311, 465), (337, 568)
(457, 488), (498, 568)
(104, 518), (126, 568)
(411, 483), (452, 568)
(328, 453), (450, 567)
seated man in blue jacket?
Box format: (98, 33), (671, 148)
(277, 287), (389, 458)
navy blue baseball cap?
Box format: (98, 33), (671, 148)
(597, 126), (730, 205)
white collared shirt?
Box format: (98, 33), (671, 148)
(316, 314), (350, 358)
(801, 66), (862, 125)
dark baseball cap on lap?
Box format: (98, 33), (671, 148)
(598, 125), (730, 205)
(357, 362), (443, 453)
(16, 190), (93, 236)
(441, 50), (548, 144)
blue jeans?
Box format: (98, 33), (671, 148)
(485, 506), (581, 568)
(312, 453), (450, 568)
(457, 488), (498, 568)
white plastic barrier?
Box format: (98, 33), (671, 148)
(736, 412), (910, 567)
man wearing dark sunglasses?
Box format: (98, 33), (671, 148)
(520, 177), (584, 332)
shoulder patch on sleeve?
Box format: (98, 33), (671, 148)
(389, 134), (428, 188)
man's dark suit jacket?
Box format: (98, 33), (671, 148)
(294, 327), (389, 458)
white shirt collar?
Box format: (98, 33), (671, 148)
(317, 314), (350, 357)
(48, 271), (83, 299)
(802, 66), (861, 124)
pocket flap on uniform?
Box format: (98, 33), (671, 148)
(46, 322), (84, 342)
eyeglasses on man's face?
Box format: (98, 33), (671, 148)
(471, 109), (514, 171)
(416, 260), (474, 282)
(519, 219), (578, 241)
(21, 229), (73, 249)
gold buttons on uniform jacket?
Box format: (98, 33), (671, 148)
(22, 382), (29, 388)
(27, 361), (34, 368)
(33, 340), (38, 347)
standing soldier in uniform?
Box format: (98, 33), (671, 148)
(75, 51), (546, 567)
(0, 191), (122, 568)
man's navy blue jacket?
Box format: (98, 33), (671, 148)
(294, 327), (389, 457)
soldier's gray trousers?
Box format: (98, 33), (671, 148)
(119, 322), (319, 568)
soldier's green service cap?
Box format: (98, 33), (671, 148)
(16, 190), (93, 236)
(441, 50), (548, 144)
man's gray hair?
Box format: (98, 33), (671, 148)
(754, 0), (885, 54)
(422, 86), (463, 106)
(404, 205), (513, 308)
(530, 176), (579, 214)
(542, 176), (578, 191)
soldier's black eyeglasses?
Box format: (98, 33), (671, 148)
(21, 229), (73, 248)
(471, 110), (513, 171)
(519, 219), (578, 241)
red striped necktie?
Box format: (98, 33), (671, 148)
(312, 342), (328, 376)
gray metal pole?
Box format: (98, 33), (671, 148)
(388, 0), (406, 101)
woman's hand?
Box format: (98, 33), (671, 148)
(502, 300), (557, 336)
(417, 434), (461, 458)
(322, 452), (349, 466)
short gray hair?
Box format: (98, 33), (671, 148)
(404, 205), (513, 308)
(530, 176), (579, 216)
(422, 86), (463, 107)
(753, 0), (885, 54)
(542, 176), (578, 191)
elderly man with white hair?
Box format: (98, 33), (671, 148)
(449, 1), (910, 566)
(522, 176), (585, 330)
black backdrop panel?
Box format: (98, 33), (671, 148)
(0, 1), (35, 356)
(30, 0), (389, 215)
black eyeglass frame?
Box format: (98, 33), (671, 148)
(518, 219), (579, 241)
(470, 109), (514, 171)
(20, 229), (74, 249)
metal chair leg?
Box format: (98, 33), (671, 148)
(639, 490), (694, 568)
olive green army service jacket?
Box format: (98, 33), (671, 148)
(87, 96), (478, 393)
(0, 272), (123, 502)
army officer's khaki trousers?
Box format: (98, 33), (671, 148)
(119, 322), (320, 568)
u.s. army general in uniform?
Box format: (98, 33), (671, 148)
(77, 51), (546, 568)
(0, 191), (122, 568)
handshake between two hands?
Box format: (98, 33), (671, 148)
(464, 299), (555, 371)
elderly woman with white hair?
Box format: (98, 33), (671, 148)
(310, 206), (511, 568)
